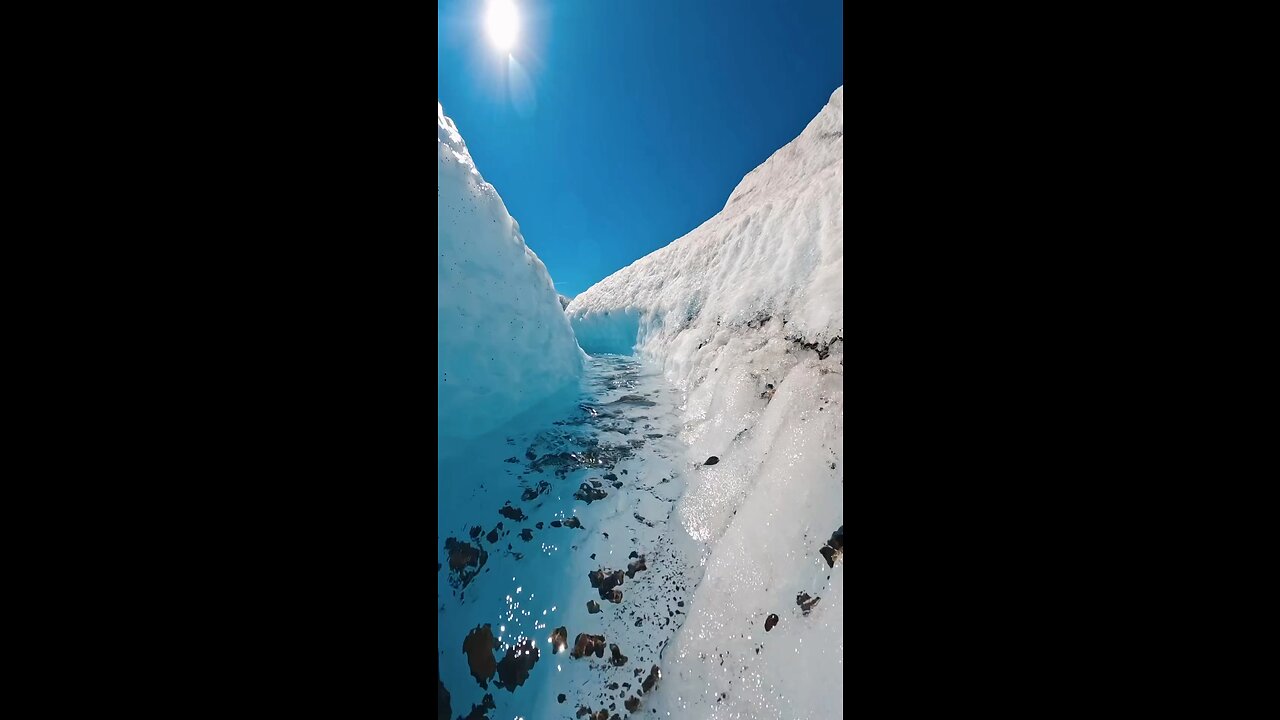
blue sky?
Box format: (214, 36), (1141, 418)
(438, 0), (844, 297)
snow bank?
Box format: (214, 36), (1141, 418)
(566, 86), (844, 718)
(438, 101), (584, 444)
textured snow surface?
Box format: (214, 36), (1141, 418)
(567, 86), (844, 718)
(438, 101), (584, 443)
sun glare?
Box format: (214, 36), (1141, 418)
(485, 0), (519, 51)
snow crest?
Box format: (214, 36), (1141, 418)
(438, 101), (584, 444)
(566, 86), (844, 718)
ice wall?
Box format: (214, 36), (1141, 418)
(566, 87), (844, 718)
(438, 101), (584, 444)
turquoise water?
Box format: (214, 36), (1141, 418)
(438, 354), (705, 719)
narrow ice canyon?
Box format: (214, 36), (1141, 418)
(439, 87), (844, 720)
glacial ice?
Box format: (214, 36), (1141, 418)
(567, 86), (845, 718)
(438, 101), (584, 446)
(437, 86), (843, 719)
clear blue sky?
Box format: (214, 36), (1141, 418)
(438, 0), (844, 297)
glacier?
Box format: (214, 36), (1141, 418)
(567, 87), (844, 718)
(438, 100), (584, 446)
(438, 87), (842, 720)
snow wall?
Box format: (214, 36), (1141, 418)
(438, 101), (584, 446)
(566, 86), (844, 718)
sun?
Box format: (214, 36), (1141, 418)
(485, 0), (519, 52)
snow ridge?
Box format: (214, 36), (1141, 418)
(438, 101), (584, 445)
(566, 86), (844, 718)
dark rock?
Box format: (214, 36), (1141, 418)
(438, 675), (451, 718)
(469, 525), (482, 538)
(519, 528), (533, 541)
(520, 480), (551, 501)
(625, 555), (647, 578)
(609, 643), (628, 666)
(444, 537), (488, 589)
(797, 592), (821, 615)
(486, 528), (499, 543)
(641, 665), (661, 694)
(604, 473), (617, 481)
(587, 600), (601, 614)
(558, 693), (566, 703)
(589, 569), (626, 600)
(704, 456), (719, 465)
(536, 522), (544, 529)
(591, 480), (603, 488)
(625, 696), (640, 712)
(505, 456), (519, 463)
(550, 520), (562, 528)
(499, 504), (527, 521)
(571, 632), (606, 659)
(612, 481), (623, 488)
(494, 637), (539, 691)
(819, 525), (844, 566)
(765, 613), (779, 631)
(551, 626), (568, 654)
(628, 551), (639, 559)
(462, 624), (498, 688)
(575, 483), (608, 503)
(563, 517), (582, 528)
(458, 693), (495, 720)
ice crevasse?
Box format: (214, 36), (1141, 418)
(438, 101), (584, 446)
(567, 87), (844, 717)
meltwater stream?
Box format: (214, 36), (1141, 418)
(438, 354), (706, 720)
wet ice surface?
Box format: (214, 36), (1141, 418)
(439, 354), (706, 719)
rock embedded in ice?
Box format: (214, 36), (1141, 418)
(443, 537), (487, 589)
(494, 637), (539, 691)
(703, 456), (719, 465)
(574, 483), (607, 503)
(551, 626), (568, 654)
(625, 555), (647, 578)
(819, 524), (845, 567)
(587, 600), (601, 614)
(497, 503), (526, 521)
(461, 624), (498, 688)
(457, 693), (494, 720)
(641, 665), (661, 694)
(570, 632), (606, 659)
(765, 613), (779, 631)
(609, 643), (628, 666)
